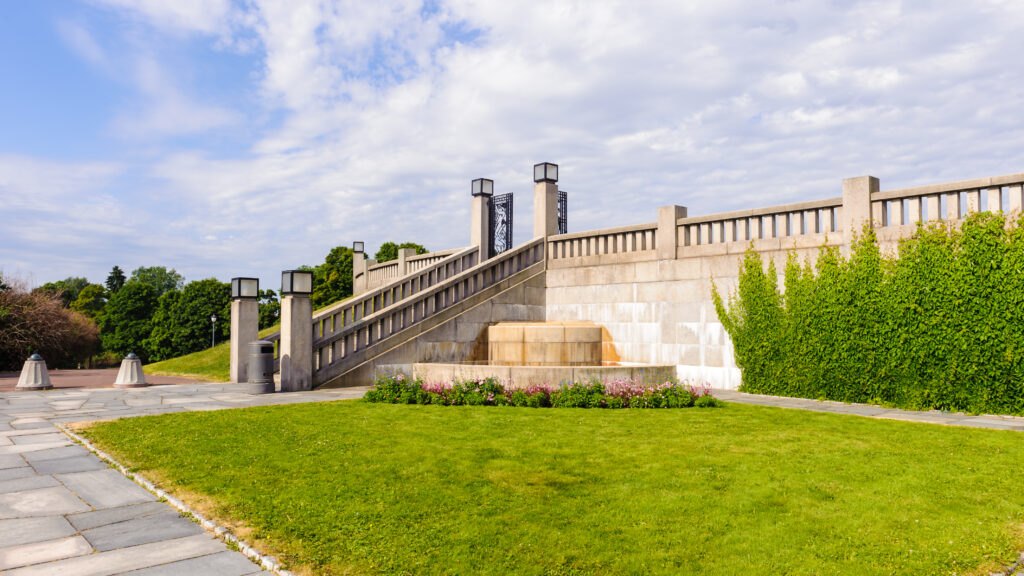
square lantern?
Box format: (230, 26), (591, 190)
(281, 270), (313, 295)
(533, 162), (558, 183)
(231, 277), (259, 300)
(353, 241), (365, 254)
(471, 178), (494, 197)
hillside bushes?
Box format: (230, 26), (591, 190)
(714, 212), (1024, 414)
(0, 275), (100, 370)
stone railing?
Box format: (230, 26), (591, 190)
(678, 197), (843, 246)
(406, 248), (462, 273)
(547, 222), (658, 260)
(311, 237), (546, 386)
(363, 247), (464, 291)
(263, 246), (480, 367)
(871, 173), (1024, 226)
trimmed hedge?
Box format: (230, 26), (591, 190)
(364, 374), (723, 409)
(713, 212), (1024, 414)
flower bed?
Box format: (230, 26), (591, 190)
(364, 374), (722, 408)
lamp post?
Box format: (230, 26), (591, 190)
(211, 313), (217, 348)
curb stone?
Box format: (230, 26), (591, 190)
(57, 423), (299, 576)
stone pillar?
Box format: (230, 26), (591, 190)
(657, 205), (687, 260)
(280, 293), (313, 392)
(842, 175), (879, 243)
(470, 193), (492, 260)
(353, 251), (368, 295)
(230, 299), (259, 383)
(397, 248), (416, 277)
(534, 181), (559, 238)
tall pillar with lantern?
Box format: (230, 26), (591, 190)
(229, 277), (260, 383)
(280, 269), (314, 392)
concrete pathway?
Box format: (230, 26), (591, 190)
(712, 388), (1024, 431)
(0, 369), (210, 392)
(0, 383), (368, 575)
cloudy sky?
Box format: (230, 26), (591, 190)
(3, 1), (1024, 288)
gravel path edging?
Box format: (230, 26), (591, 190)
(57, 423), (298, 576)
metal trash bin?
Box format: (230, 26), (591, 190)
(247, 340), (275, 394)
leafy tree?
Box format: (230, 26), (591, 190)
(70, 284), (107, 321)
(144, 279), (230, 361)
(145, 290), (181, 362)
(100, 282), (157, 361)
(105, 266), (126, 294)
(0, 271), (9, 292)
(374, 241), (428, 263)
(129, 266), (185, 297)
(0, 275), (100, 370)
(311, 247), (353, 308)
(35, 277), (89, 307)
(258, 289), (280, 329)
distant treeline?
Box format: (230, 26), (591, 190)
(0, 241), (426, 370)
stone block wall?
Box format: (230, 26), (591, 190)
(544, 236), (840, 388)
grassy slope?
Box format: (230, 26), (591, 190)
(84, 402), (1024, 576)
(145, 325), (280, 382)
(146, 296), (354, 381)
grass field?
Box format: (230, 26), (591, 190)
(82, 401), (1024, 576)
(145, 297), (353, 382)
(143, 325), (279, 382)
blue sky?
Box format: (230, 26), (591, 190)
(3, 0), (1024, 289)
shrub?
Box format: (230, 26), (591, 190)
(713, 213), (1024, 415)
(0, 275), (100, 370)
(364, 374), (718, 410)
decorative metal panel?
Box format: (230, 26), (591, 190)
(489, 193), (513, 258)
(558, 191), (568, 235)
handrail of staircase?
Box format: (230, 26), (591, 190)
(309, 237), (546, 382)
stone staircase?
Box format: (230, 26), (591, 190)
(265, 239), (547, 388)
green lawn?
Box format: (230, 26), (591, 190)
(146, 297), (352, 381)
(145, 325), (280, 382)
(82, 402), (1024, 576)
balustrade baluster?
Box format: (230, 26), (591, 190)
(925, 195), (940, 221)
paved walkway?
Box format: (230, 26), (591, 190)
(0, 369), (208, 392)
(1, 384), (1021, 575)
(712, 388), (1024, 431)
(0, 382), (368, 575)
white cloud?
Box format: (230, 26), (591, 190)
(11, 0), (1024, 285)
(88, 0), (235, 35)
(56, 20), (109, 69)
(110, 55), (242, 138)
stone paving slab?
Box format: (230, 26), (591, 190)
(4, 534), (229, 576)
(0, 516), (77, 546)
(0, 474), (60, 494)
(119, 550), (265, 576)
(68, 501), (170, 531)
(83, 510), (205, 552)
(56, 469), (155, 509)
(31, 454), (108, 475)
(0, 485), (91, 518)
(0, 381), (369, 575)
(0, 534), (94, 570)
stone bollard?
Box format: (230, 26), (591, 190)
(16, 354), (53, 391)
(113, 353), (147, 388)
